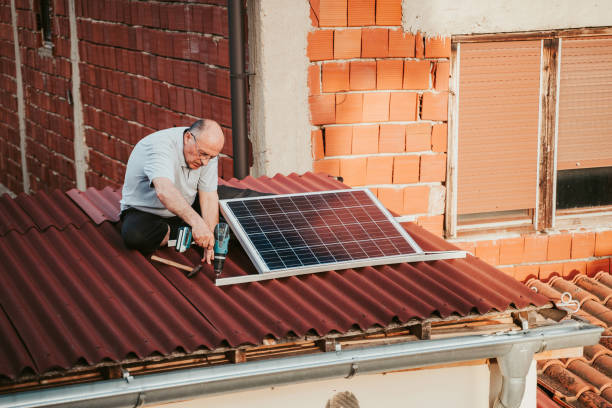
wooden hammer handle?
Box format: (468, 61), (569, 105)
(151, 255), (193, 273)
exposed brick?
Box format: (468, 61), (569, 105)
(393, 155), (419, 184)
(378, 187), (404, 215)
(514, 265), (539, 283)
(308, 64), (321, 96)
(348, 0), (375, 26)
(587, 258), (610, 276)
(425, 36), (451, 58)
(405, 123), (431, 152)
(403, 60), (430, 90)
(388, 92), (417, 121)
(361, 28), (388, 58)
(362, 92), (390, 122)
(319, 0), (348, 27)
(310, 0), (320, 26)
(523, 234), (548, 263)
(571, 232), (595, 259)
(499, 237), (524, 265)
(375, 0), (402, 26)
(379, 124), (405, 153)
(415, 32), (424, 58)
(420, 153), (446, 182)
(403, 185), (429, 214)
(322, 61), (350, 92)
(220, 156), (233, 180)
(365, 155), (393, 185)
(539, 263), (563, 281)
(334, 29), (362, 59)
(595, 230), (612, 257)
(308, 30), (334, 61)
(349, 60), (376, 91)
(417, 215), (444, 237)
(310, 94), (336, 125)
(434, 61), (450, 91)
(335, 93), (363, 124)
(388, 29), (415, 57)
(454, 241), (476, 255)
(547, 234), (572, 261)
(431, 123), (447, 153)
(352, 124), (379, 154)
(340, 157), (367, 186)
(313, 158), (340, 177)
(498, 266), (516, 278)
(421, 92), (448, 121)
(475, 240), (500, 265)
(324, 126), (353, 156)
(376, 60), (403, 89)
(562, 261), (587, 279)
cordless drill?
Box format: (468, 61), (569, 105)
(213, 223), (230, 276)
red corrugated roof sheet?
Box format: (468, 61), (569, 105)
(0, 172), (549, 381)
(529, 273), (612, 407)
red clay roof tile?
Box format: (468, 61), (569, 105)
(530, 271), (612, 406)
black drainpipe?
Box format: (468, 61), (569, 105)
(228, 0), (249, 179)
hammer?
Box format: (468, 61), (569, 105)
(151, 255), (202, 278)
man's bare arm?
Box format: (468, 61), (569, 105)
(152, 177), (214, 252)
(199, 190), (219, 231)
(198, 190), (219, 263)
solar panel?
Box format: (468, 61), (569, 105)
(218, 189), (465, 285)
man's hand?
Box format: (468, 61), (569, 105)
(191, 219), (215, 264)
(152, 177), (217, 263)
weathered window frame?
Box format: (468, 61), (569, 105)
(446, 27), (612, 239)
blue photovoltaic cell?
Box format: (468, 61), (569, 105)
(225, 190), (418, 272)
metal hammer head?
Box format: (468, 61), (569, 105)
(186, 264), (203, 278)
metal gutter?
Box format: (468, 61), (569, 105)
(228, 0), (249, 179)
(0, 320), (601, 408)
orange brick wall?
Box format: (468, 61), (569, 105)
(308, 0), (450, 236)
(454, 231), (612, 283)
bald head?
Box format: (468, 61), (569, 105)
(183, 119), (225, 169)
(189, 119), (224, 150)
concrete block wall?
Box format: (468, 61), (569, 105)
(0, 2), (21, 193)
(308, 0), (450, 236)
(77, 0), (234, 188)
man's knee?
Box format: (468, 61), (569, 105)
(121, 225), (152, 251)
(120, 210), (168, 253)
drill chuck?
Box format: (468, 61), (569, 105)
(213, 223), (230, 275)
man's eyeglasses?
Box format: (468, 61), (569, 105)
(188, 131), (217, 161)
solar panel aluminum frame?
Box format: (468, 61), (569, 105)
(218, 188), (466, 286)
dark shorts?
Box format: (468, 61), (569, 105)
(120, 209), (186, 254)
(120, 186), (271, 254)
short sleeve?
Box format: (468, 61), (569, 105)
(143, 141), (175, 185)
(198, 156), (219, 192)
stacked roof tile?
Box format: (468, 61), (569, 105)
(0, 172), (549, 383)
(528, 273), (612, 407)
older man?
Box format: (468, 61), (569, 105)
(120, 119), (224, 263)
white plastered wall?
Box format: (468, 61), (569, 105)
(147, 363), (495, 408)
(247, 0), (312, 177)
(403, 0), (612, 36)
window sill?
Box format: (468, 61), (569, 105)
(555, 207), (612, 230)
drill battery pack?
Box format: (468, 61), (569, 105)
(168, 225), (192, 252)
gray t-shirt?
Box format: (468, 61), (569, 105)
(120, 127), (218, 217)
